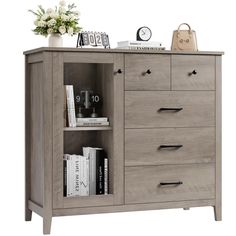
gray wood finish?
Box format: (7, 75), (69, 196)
(125, 54), (170, 90)
(214, 56), (222, 221)
(172, 55), (215, 90)
(125, 164), (215, 204)
(25, 55), (32, 221)
(125, 127), (215, 166)
(25, 49), (222, 234)
(24, 47), (224, 56)
(125, 91), (215, 128)
(53, 199), (215, 216)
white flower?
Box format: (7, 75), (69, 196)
(37, 20), (47, 27)
(61, 14), (69, 21)
(41, 13), (49, 21)
(59, 7), (66, 14)
(46, 8), (54, 14)
(59, 25), (66, 34)
(47, 19), (56, 27)
(67, 27), (74, 36)
(34, 20), (39, 26)
(49, 12), (59, 19)
(59, 0), (66, 7)
(47, 28), (53, 34)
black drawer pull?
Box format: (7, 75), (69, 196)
(189, 69), (197, 76)
(142, 69), (152, 75)
(158, 145), (183, 150)
(158, 108), (183, 112)
(114, 69), (122, 74)
(159, 181), (183, 186)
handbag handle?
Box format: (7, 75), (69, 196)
(177, 23), (192, 33)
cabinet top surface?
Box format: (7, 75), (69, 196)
(23, 47), (224, 56)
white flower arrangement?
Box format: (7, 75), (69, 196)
(29, 1), (81, 36)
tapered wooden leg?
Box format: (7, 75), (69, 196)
(183, 208), (190, 210)
(214, 205), (222, 221)
(43, 216), (52, 235)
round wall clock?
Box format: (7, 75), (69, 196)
(136, 26), (152, 41)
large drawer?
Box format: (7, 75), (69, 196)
(125, 91), (215, 128)
(125, 54), (170, 90)
(125, 164), (215, 204)
(172, 55), (215, 90)
(125, 127), (215, 166)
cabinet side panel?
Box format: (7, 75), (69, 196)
(29, 62), (44, 206)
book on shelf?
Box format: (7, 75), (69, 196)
(65, 85), (76, 128)
(117, 40), (165, 50)
(63, 147), (109, 197)
(76, 117), (109, 127)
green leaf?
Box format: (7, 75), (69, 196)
(28, 9), (40, 16)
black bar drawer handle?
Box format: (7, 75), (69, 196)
(158, 108), (183, 112)
(114, 69), (122, 74)
(158, 145), (183, 150)
(189, 70), (197, 76)
(159, 181), (183, 186)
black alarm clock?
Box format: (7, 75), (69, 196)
(136, 26), (152, 41)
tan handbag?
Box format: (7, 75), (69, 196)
(171, 23), (198, 51)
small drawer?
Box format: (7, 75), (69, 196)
(172, 55), (215, 90)
(125, 164), (215, 204)
(125, 54), (170, 90)
(125, 127), (215, 166)
(125, 91), (215, 128)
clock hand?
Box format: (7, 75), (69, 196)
(141, 30), (145, 35)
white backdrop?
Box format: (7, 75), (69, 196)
(0, 0), (235, 235)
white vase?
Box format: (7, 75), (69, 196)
(48, 33), (63, 47)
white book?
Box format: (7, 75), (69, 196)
(67, 154), (72, 197)
(85, 155), (90, 196)
(117, 40), (162, 47)
(80, 155), (87, 196)
(104, 158), (108, 195)
(65, 85), (76, 127)
(73, 155), (80, 196)
(116, 46), (165, 50)
(76, 121), (109, 126)
(77, 117), (108, 122)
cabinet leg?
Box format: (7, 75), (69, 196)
(43, 216), (52, 235)
(25, 208), (32, 221)
(183, 208), (190, 210)
(214, 205), (222, 221)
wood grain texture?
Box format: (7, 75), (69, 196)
(27, 53), (43, 64)
(23, 47), (224, 56)
(28, 200), (43, 217)
(42, 52), (53, 234)
(125, 91), (215, 128)
(30, 61), (44, 206)
(52, 52), (64, 209)
(172, 55), (215, 90)
(125, 54), (170, 90)
(25, 55), (32, 221)
(125, 164), (215, 204)
(214, 56), (222, 221)
(125, 127), (215, 166)
(53, 199), (215, 216)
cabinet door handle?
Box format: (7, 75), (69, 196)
(142, 69), (152, 75)
(158, 108), (183, 112)
(188, 69), (197, 76)
(158, 145), (183, 150)
(159, 181), (183, 186)
(114, 69), (122, 74)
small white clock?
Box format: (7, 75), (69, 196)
(136, 26), (152, 41)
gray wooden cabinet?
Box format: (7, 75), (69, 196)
(24, 48), (223, 234)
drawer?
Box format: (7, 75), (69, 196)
(125, 127), (215, 166)
(125, 91), (215, 128)
(172, 55), (215, 90)
(125, 54), (170, 90)
(125, 164), (215, 204)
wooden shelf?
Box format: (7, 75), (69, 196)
(64, 126), (112, 131)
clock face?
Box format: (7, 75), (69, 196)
(137, 26), (152, 41)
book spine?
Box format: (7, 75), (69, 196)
(77, 117), (108, 122)
(74, 155), (80, 196)
(96, 150), (105, 195)
(76, 121), (109, 126)
(85, 156), (90, 196)
(63, 158), (67, 197)
(104, 157), (108, 195)
(89, 149), (96, 195)
(80, 155), (86, 196)
(65, 85), (76, 127)
(68, 155), (72, 197)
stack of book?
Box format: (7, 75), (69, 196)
(76, 117), (109, 127)
(117, 40), (165, 50)
(63, 147), (109, 197)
